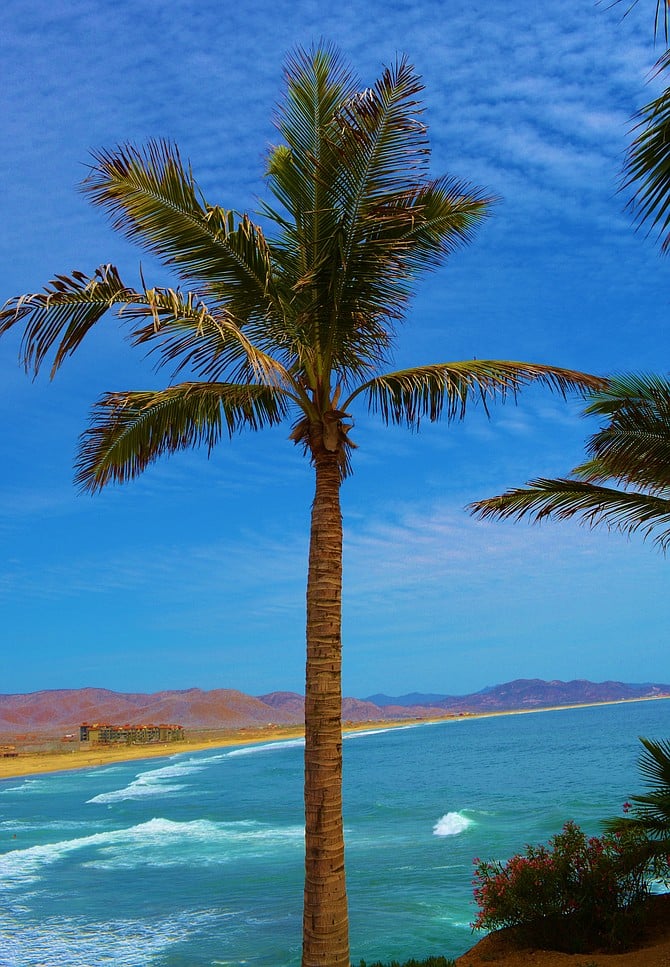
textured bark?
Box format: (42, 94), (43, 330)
(302, 441), (349, 967)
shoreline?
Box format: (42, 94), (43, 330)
(0, 717), (431, 781)
(1, 694), (668, 781)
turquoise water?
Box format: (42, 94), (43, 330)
(1, 699), (668, 966)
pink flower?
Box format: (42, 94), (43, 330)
(623, 801), (632, 814)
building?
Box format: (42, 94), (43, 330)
(79, 723), (185, 744)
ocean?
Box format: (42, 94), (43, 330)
(1, 699), (668, 966)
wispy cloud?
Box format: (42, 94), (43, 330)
(2, 0), (668, 694)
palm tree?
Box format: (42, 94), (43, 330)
(0, 46), (603, 966)
(604, 736), (670, 882)
(470, 2), (670, 553)
(470, 373), (670, 549)
(622, 51), (670, 252)
(618, 0), (670, 250)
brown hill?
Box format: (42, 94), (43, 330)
(368, 679), (670, 713)
(259, 692), (445, 722)
(1, 679), (668, 737)
(259, 691), (305, 719)
(0, 687), (297, 734)
(457, 678), (670, 712)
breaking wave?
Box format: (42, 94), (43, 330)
(85, 760), (210, 803)
(0, 817), (304, 889)
(225, 738), (305, 757)
(432, 811), (473, 837)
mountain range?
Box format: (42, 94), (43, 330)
(1, 679), (668, 737)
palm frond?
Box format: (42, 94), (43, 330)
(637, 737), (670, 789)
(470, 478), (670, 549)
(325, 55), (431, 280)
(321, 62), (492, 361)
(610, 0), (669, 44)
(580, 425), (670, 490)
(623, 50), (670, 252)
(82, 141), (279, 312)
(122, 286), (293, 390)
(0, 265), (137, 378)
(272, 44), (357, 214)
(0, 267), (291, 391)
(603, 737), (670, 850)
(268, 44), (356, 280)
(582, 372), (670, 416)
(395, 176), (495, 271)
(348, 361), (605, 428)
(321, 177), (493, 374)
(75, 382), (289, 492)
(651, 0), (669, 42)
(266, 48), (495, 383)
(571, 374), (670, 489)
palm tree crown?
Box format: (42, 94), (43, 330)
(1, 48), (599, 482)
(470, 374), (670, 549)
(0, 45), (604, 966)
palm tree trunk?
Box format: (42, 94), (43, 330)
(302, 443), (350, 967)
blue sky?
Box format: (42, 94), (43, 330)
(1, 0), (669, 699)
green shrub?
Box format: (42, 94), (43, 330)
(471, 821), (648, 952)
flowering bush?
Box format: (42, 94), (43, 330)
(472, 821), (648, 952)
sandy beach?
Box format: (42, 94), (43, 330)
(0, 726), (303, 781)
(1, 695), (668, 782)
(0, 717), (435, 781)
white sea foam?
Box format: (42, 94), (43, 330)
(0, 908), (226, 967)
(171, 752), (226, 766)
(0, 778), (55, 796)
(0, 819), (104, 833)
(346, 724), (419, 739)
(86, 759), (217, 804)
(341, 724), (425, 745)
(432, 811), (473, 837)
(0, 829), (115, 889)
(344, 728), (388, 739)
(87, 781), (186, 803)
(0, 817), (304, 888)
(86, 757), (214, 804)
(225, 738), (305, 757)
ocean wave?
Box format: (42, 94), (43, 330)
(225, 738), (305, 757)
(432, 811), (473, 837)
(133, 764), (199, 780)
(349, 724), (420, 738)
(0, 818), (304, 888)
(86, 781), (186, 803)
(344, 728), (389, 740)
(170, 752), (227, 767)
(0, 819), (107, 833)
(0, 778), (63, 796)
(86, 758), (214, 804)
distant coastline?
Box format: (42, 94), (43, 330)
(1, 693), (668, 782)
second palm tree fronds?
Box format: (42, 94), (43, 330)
(470, 373), (670, 549)
(616, 0), (670, 251)
(623, 50), (670, 253)
(604, 736), (670, 883)
(0, 46), (604, 967)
